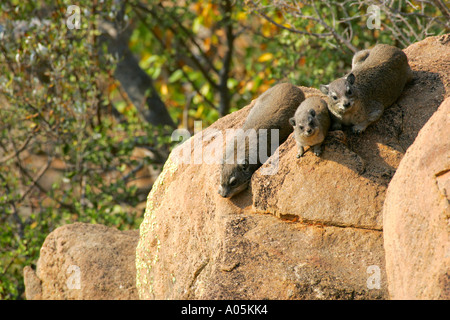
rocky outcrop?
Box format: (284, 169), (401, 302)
(23, 35), (449, 300)
(252, 34), (449, 230)
(136, 86), (390, 299)
(135, 34), (449, 300)
(23, 223), (139, 300)
(383, 97), (449, 300)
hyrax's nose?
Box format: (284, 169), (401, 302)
(218, 186), (226, 197)
(343, 101), (351, 108)
(306, 128), (312, 134)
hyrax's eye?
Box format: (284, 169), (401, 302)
(229, 177), (237, 187)
(299, 126), (304, 130)
(332, 95), (338, 100)
(308, 121), (314, 126)
(347, 88), (353, 95)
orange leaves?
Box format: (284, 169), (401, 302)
(192, 2), (219, 29)
(298, 56), (306, 66)
(160, 83), (168, 96)
(107, 82), (117, 94)
(25, 113), (39, 120)
(305, 20), (315, 33)
(257, 52), (274, 63)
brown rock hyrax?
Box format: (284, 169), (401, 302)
(289, 97), (330, 158)
(218, 83), (305, 198)
(320, 44), (413, 133)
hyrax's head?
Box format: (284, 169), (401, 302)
(289, 97), (326, 139)
(218, 160), (252, 198)
(320, 73), (356, 115)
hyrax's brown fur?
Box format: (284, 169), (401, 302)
(289, 96), (330, 158)
(320, 44), (413, 133)
(218, 83), (305, 198)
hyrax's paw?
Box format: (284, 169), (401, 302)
(352, 125), (366, 134)
(296, 146), (305, 159)
(313, 146), (323, 157)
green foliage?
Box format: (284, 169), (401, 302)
(0, 0), (172, 299)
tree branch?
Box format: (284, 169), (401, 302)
(133, 3), (220, 90)
(99, 18), (176, 128)
(218, 0), (235, 117)
(157, 2), (220, 76)
(132, 7), (217, 111)
(430, 0), (450, 21)
(311, 1), (358, 53)
(249, 0), (333, 38)
(0, 133), (34, 163)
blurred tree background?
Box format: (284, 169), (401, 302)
(0, 0), (447, 299)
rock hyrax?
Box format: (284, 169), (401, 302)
(289, 96), (330, 158)
(320, 44), (413, 133)
(218, 83), (305, 198)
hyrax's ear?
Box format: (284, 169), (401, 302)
(289, 117), (296, 127)
(319, 84), (329, 95)
(309, 109), (316, 117)
(242, 158), (250, 172)
(346, 73), (355, 85)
